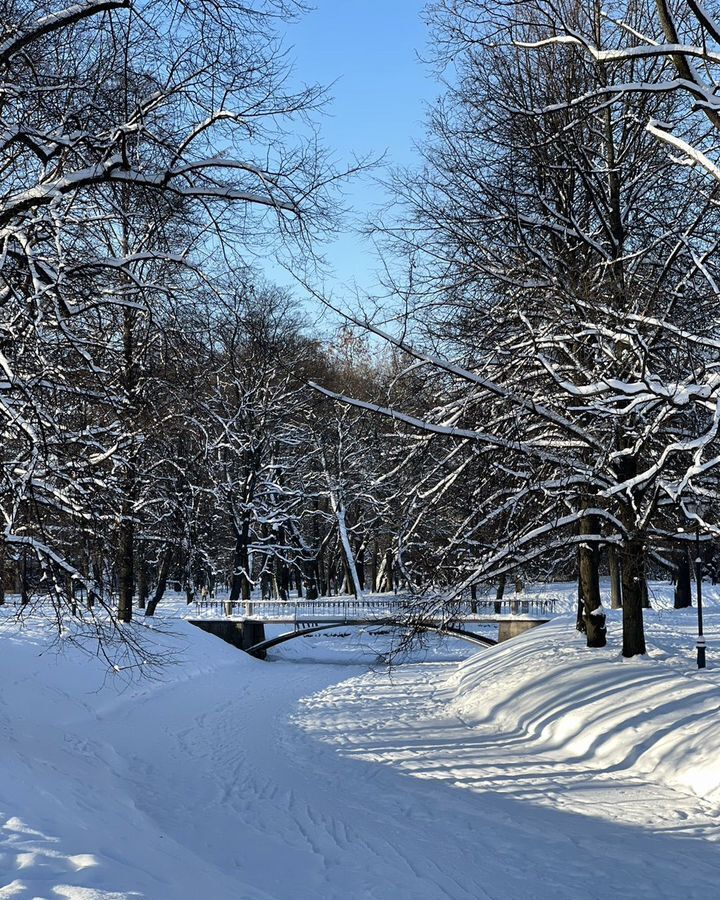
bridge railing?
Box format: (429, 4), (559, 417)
(191, 596), (558, 620)
(192, 597), (412, 619)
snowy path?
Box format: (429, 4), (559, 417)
(297, 663), (720, 899)
(3, 610), (720, 898)
(94, 660), (490, 900)
(84, 652), (720, 898)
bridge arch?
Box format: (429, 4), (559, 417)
(245, 619), (497, 659)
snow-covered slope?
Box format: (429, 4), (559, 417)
(450, 608), (720, 805)
(0, 618), (256, 899)
(1, 587), (720, 899)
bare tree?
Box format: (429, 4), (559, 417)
(311, 0), (720, 657)
(0, 0), (347, 659)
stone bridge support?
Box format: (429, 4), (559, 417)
(497, 619), (544, 642)
(189, 619), (267, 659)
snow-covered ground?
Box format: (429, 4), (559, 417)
(1, 583), (720, 898)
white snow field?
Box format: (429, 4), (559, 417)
(2, 584), (720, 899)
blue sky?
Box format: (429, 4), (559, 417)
(274, 1), (435, 298)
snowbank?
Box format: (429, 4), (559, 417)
(2, 586), (720, 899)
(449, 605), (720, 804)
(0, 615), (268, 899)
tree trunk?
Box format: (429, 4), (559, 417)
(579, 514), (606, 646)
(385, 548), (394, 593)
(117, 499), (134, 623)
(641, 568), (651, 609)
(228, 523), (252, 608)
(620, 537), (646, 656)
(21, 547), (29, 605)
(356, 543), (365, 591)
(0, 535), (5, 605)
(145, 546), (173, 617)
(305, 559), (318, 600)
(67, 574), (77, 616)
(674, 549), (692, 609)
(277, 563), (289, 601)
(337, 510), (363, 599)
(118, 268), (137, 623)
(137, 548), (148, 610)
(324, 559), (332, 596)
(91, 554), (103, 601)
(608, 545), (622, 608)
(576, 552), (586, 634)
(375, 550), (387, 592)
(275, 526), (290, 600)
(494, 572), (506, 614)
(260, 571), (271, 600)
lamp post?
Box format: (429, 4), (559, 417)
(680, 499), (708, 669)
(695, 521), (706, 669)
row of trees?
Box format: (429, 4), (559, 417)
(8, 0), (720, 664)
(337, 0), (720, 657)
(0, 0), (374, 663)
(1, 1), (463, 664)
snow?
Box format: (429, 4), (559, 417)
(1, 584), (720, 898)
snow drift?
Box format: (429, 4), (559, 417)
(449, 607), (720, 804)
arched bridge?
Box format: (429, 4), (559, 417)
(188, 596), (557, 659)
(244, 619), (498, 658)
